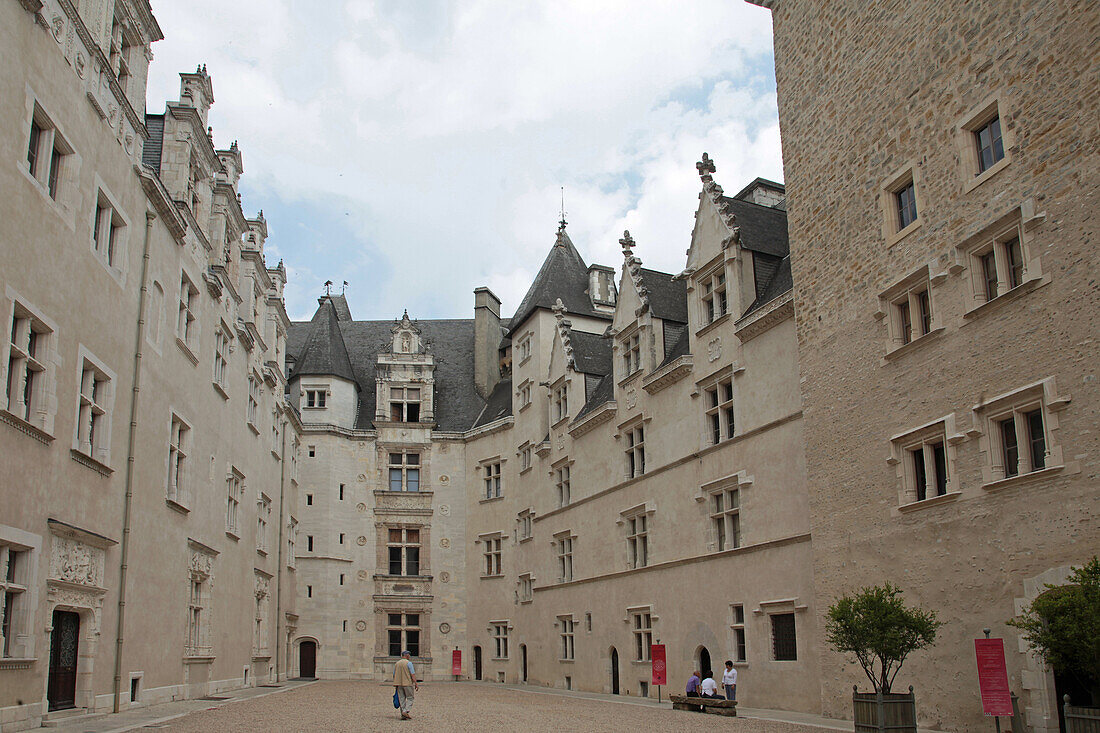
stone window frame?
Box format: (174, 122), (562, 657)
(770, 612), (797, 661)
(558, 613), (576, 661)
(165, 409), (192, 510)
(0, 525), (41, 663)
(2, 291), (60, 437)
(699, 365), (736, 446)
(383, 524), (426, 578)
(516, 508), (534, 543)
(956, 95), (1014, 193)
(881, 163), (924, 246)
(247, 371), (262, 430)
(286, 517), (298, 570)
(971, 377), (1070, 491)
(955, 203), (1047, 318)
(518, 442), (533, 474)
(302, 384), (328, 410)
(875, 265), (945, 359)
(186, 540), (218, 659)
(516, 332), (533, 366)
(21, 96), (79, 216)
(89, 176), (130, 284)
(517, 572), (534, 604)
(625, 605), (655, 662)
(889, 414), (964, 511)
(479, 531), (504, 578)
(384, 610), (423, 658)
(698, 263), (729, 327)
(256, 493), (272, 555)
(616, 502), (655, 570)
(620, 418), (647, 480)
(225, 468), (245, 539)
(489, 620), (511, 660)
(729, 603), (747, 663)
(552, 529), (575, 583)
(619, 326), (642, 380)
(551, 457), (573, 508)
(252, 571), (271, 658)
(211, 322), (233, 399)
(516, 379), (533, 411)
(550, 376), (571, 427)
(696, 470), (753, 552)
(72, 346), (117, 470)
(176, 270), (200, 361)
(387, 384), (422, 423)
(478, 456), (504, 501)
(384, 448), (423, 492)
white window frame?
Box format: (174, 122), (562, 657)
(482, 534), (503, 577)
(166, 412), (190, 508)
(517, 334), (533, 365)
(559, 615), (575, 661)
(519, 442), (533, 472)
(256, 493), (272, 554)
(226, 469), (244, 537)
(973, 377), (1069, 488)
(304, 387), (327, 409)
(518, 380), (532, 410)
(630, 608), (653, 662)
(700, 267), (728, 325)
(481, 459), (503, 500)
(72, 349), (116, 466)
(387, 451), (421, 492)
(624, 424), (646, 478)
(491, 621), (510, 659)
(554, 462), (572, 508)
(3, 297), (57, 433)
(554, 532), (574, 583)
(703, 377), (735, 444)
(177, 272), (199, 353)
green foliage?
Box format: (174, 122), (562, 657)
(1009, 557), (1100, 691)
(825, 583), (941, 693)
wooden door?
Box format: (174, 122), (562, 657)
(299, 640), (316, 678)
(47, 610), (80, 711)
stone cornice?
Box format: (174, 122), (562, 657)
(567, 401), (617, 438)
(735, 291), (794, 342)
(136, 164), (188, 240)
(642, 355), (693, 394)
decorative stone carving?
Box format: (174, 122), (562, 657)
(49, 536), (103, 587)
(439, 571), (450, 583)
(439, 504), (450, 516)
(255, 575), (269, 599)
(439, 622), (451, 634)
(51, 14), (63, 40)
(356, 620), (367, 632)
(357, 536), (367, 546)
(439, 538), (450, 548)
(439, 475), (450, 485)
(707, 337), (722, 362)
(357, 473), (367, 482)
(626, 387), (638, 409)
(357, 570), (368, 580)
(75, 52), (85, 78)
(357, 502), (367, 512)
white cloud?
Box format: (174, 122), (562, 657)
(146, 0), (781, 321)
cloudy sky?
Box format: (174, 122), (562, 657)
(146, 1), (782, 323)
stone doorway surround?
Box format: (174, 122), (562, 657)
(1015, 565), (1075, 733)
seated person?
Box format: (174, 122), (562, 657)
(685, 670), (701, 697)
(700, 671), (723, 699)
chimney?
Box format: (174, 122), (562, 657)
(473, 287), (502, 400)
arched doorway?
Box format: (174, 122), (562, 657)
(47, 610), (80, 711)
(473, 645), (483, 680)
(696, 645), (712, 678)
(610, 647), (620, 695)
(299, 640), (317, 678)
(520, 644), (528, 683)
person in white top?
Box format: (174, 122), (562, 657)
(722, 660), (738, 701)
(700, 671), (722, 698)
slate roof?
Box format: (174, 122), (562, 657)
(509, 226), (612, 332)
(718, 196), (790, 258)
(471, 379), (513, 429)
(289, 298), (357, 383)
(638, 268), (688, 323)
(328, 294), (353, 321)
(568, 330), (612, 376)
(573, 373), (614, 421)
(142, 114), (164, 173)
(743, 256), (793, 317)
(732, 177), (785, 201)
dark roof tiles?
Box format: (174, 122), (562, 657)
(509, 227), (612, 331)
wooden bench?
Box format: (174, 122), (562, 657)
(669, 694), (738, 716)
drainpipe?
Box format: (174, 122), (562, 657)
(274, 414), (288, 681)
(113, 210), (156, 713)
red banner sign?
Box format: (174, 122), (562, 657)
(452, 649), (462, 675)
(975, 638), (1013, 716)
(651, 644), (667, 686)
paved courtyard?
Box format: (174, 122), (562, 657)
(152, 681), (828, 733)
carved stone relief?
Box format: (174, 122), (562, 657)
(49, 536), (104, 587)
(357, 536), (368, 546)
(356, 620), (367, 632)
(439, 571), (450, 583)
(439, 504), (450, 516)
(707, 337), (722, 362)
(439, 538), (450, 548)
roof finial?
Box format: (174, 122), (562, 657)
(620, 230), (635, 257)
(559, 186), (567, 232)
(342, 280), (349, 295)
(551, 297), (567, 318)
(324, 280), (333, 297)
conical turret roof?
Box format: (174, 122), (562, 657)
(290, 297), (357, 384)
(509, 224), (612, 331)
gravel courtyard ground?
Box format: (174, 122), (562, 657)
(158, 681), (827, 733)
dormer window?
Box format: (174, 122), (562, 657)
(622, 333), (641, 376)
(552, 384), (569, 423)
(702, 271), (728, 324)
(390, 386), (420, 422)
(305, 389), (326, 408)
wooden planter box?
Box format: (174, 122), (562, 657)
(853, 686), (917, 733)
(1064, 696), (1100, 733)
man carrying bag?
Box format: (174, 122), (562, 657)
(392, 650), (419, 720)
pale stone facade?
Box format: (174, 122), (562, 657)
(0, 1), (298, 730)
(753, 0), (1100, 730)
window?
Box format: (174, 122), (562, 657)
(895, 180), (918, 230)
(704, 379), (735, 443)
(771, 613), (797, 661)
(213, 328), (230, 390)
(996, 408), (1046, 479)
(518, 382), (532, 408)
(632, 610), (653, 661)
(247, 375), (260, 425)
(891, 284), (933, 347)
(339, 484), (345, 501)
(518, 511), (533, 541)
(627, 514), (648, 569)
(177, 274), (198, 349)
(974, 115), (1005, 174)
(92, 192), (125, 269)
(625, 425), (645, 478)
(166, 415), (189, 505)
(25, 107), (70, 201)
(287, 518), (298, 569)
(304, 389), (326, 408)
(388, 452), (420, 491)
(271, 410), (282, 455)
(517, 335), (532, 363)
(483, 461), (502, 499)
(556, 535), (574, 582)
(491, 622), (509, 659)
(387, 613), (420, 657)
(1, 544), (29, 658)
(389, 386), (421, 422)
(519, 443), (533, 472)
(906, 434), (949, 502)
(339, 533), (345, 545)
(226, 471), (243, 536)
(969, 225), (1028, 304)
(305, 494), (313, 506)
(483, 535), (502, 577)
(519, 574), (533, 603)
(187, 577), (205, 654)
(711, 488), (741, 551)
(731, 604), (747, 662)
(307, 445), (315, 458)
(559, 616), (575, 660)
(75, 359), (111, 462)
(338, 573), (344, 585)
(387, 527), (421, 576)
(555, 464), (571, 507)
(256, 495), (271, 554)
(5, 303), (52, 427)
(701, 270), (728, 325)
(307, 535), (314, 552)
(552, 383), (569, 423)
(622, 332), (641, 376)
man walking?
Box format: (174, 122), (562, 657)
(393, 650), (419, 720)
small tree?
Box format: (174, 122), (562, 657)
(1009, 557), (1100, 704)
(825, 583), (941, 694)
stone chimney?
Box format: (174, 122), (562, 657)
(473, 287), (502, 400)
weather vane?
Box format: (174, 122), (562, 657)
(324, 280), (333, 296)
(342, 280), (348, 295)
(559, 186), (567, 230)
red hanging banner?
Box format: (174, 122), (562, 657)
(452, 649), (462, 676)
(974, 638), (1013, 716)
(651, 644), (667, 686)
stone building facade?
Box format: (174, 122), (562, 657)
(286, 169), (819, 709)
(0, 1), (299, 730)
(751, 0), (1099, 730)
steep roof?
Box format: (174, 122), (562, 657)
(509, 225), (612, 332)
(573, 373), (614, 421)
(638, 268), (688, 323)
(568, 330), (612, 376)
(718, 196), (790, 258)
(142, 114), (164, 173)
(471, 379), (513, 429)
(743, 255), (793, 316)
(289, 298), (357, 383)
(327, 294), (353, 321)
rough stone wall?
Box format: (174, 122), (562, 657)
(767, 1), (1100, 730)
